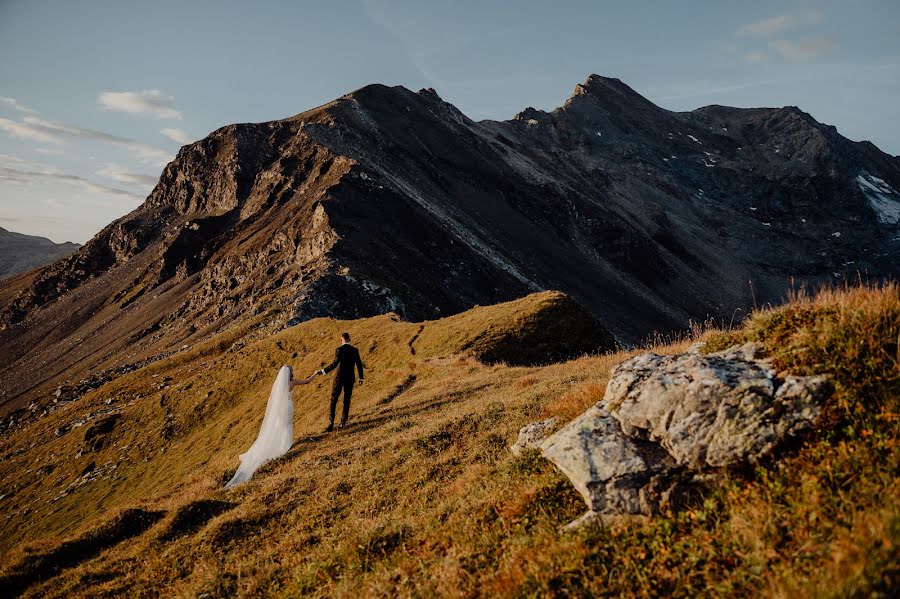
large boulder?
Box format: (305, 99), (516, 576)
(539, 407), (679, 516)
(540, 343), (831, 524)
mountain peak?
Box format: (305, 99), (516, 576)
(338, 83), (421, 109)
(333, 83), (457, 120)
(571, 74), (640, 100)
(564, 73), (662, 116)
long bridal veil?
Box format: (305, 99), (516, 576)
(226, 365), (294, 488)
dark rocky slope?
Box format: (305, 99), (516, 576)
(1, 74), (898, 415)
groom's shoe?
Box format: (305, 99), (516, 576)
(324, 423), (334, 433)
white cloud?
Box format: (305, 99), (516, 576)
(160, 127), (194, 144)
(98, 90), (182, 119)
(96, 163), (158, 187)
(738, 10), (823, 37)
(0, 96), (36, 114)
(769, 37), (834, 61)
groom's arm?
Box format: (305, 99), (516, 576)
(355, 350), (364, 382)
(320, 349), (340, 375)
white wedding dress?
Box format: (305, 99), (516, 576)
(225, 365), (293, 488)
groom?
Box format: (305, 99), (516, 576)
(318, 332), (364, 432)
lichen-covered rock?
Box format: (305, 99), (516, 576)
(510, 417), (558, 456)
(605, 344), (830, 468)
(541, 344), (831, 525)
(540, 407), (677, 514)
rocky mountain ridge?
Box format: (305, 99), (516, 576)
(1, 74), (898, 415)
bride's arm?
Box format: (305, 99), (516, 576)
(289, 373), (317, 390)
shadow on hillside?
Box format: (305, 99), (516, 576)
(157, 499), (237, 543)
(0, 508), (165, 596)
(288, 381), (494, 451)
(378, 374), (417, 405)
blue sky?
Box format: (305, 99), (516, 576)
(1, 0), (898, 243)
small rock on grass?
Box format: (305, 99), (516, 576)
(510, 417), (558, 456)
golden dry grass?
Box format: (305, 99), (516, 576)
(0, 285), (897, 597)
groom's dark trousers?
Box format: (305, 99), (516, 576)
(330, 380), (354, 427)
(323, 343), (364, 426)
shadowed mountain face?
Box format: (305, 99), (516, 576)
(1, 74), (899, 414)
(0, 227), (79, 280)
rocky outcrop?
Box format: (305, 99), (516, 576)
(540, 343), (831, 526)
(540, 406), (681, 518)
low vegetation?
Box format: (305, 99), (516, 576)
(0, 286), (897, 597)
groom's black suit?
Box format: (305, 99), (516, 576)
(322, 343), (364, 427)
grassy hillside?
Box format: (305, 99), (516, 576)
(0, 286), (897, 597)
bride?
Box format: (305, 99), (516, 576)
(225, 365), (317, 488)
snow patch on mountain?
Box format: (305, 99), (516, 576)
(857, 173), (900, 225)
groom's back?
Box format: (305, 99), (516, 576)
(332, 344), (363, 382)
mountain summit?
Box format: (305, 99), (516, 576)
(1, 74), (899, 414)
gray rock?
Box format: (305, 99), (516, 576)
(510, 417), (558, 456)
(685, 342), (705, 354)
(542, 343), (831, 524)
(541, 406), (676, 514)
(605, 344), (829, 468)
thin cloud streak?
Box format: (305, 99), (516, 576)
(769, 37), (834, 61)
(0, 96), (36, 114)
(0, 215), (72, 227)
(360, 0), (440, 89)
(0, 117), (61, 144)
(737, 10), (823, 37)
(655, 79), (778, 102)
(0, 112), (173, 167)
(0, 165), (144, 200)
(160, 127), (194, 144)
(98, 90), (182, 119)
(96, 163), (158, 187)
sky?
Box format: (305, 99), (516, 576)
(1, 0), (898, 244)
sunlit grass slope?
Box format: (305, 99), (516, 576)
(0, 285), (897, 597)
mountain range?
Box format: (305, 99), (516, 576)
(0, 227), (79, 281)
(1, 74), (899, 416)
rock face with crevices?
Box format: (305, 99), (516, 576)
(540, 343), (831, 523)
